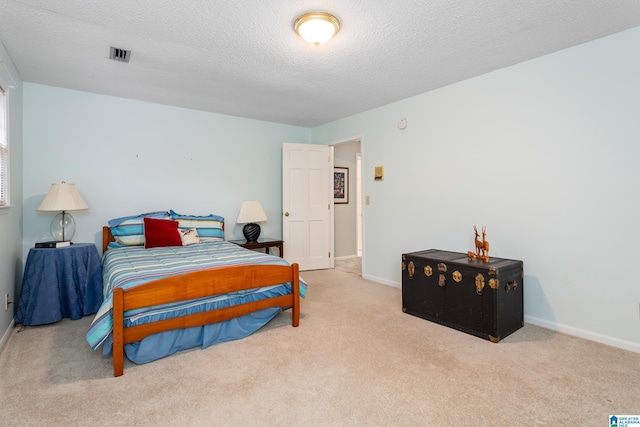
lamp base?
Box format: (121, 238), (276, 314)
(51, 211), (76, 242)
(242, 223), (261, 243)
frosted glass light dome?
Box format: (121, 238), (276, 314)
(294, 12), (340, 46)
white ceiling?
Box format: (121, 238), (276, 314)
(1, 1), (639, 127)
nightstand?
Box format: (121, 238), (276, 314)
(229, 238), (284, 258)
(14, 243), (104, 326)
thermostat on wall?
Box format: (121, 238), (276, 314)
(397, 118), (407, 130)
(374, 166), (384, 181)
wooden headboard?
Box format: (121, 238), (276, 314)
(102, 226), (116, 253)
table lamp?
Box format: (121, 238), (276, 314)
(236, 201), (267, 243)
(37, 182), (89, 242)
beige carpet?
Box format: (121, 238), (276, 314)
(334, 257), (361, 276)
(1, 268), (639, 426)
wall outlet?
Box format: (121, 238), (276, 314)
(4, 293), (10, 311)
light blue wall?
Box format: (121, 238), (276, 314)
(22, 84), (311, 254)
(0, 41), (23, 341)
(312, 26), (640, 350)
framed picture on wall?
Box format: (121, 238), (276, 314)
(334, 167), (349, 204)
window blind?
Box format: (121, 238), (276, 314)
(0, 85), (7, 206)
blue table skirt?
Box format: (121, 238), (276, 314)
(15, 243), (103, 325)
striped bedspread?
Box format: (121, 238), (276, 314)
(86, 241), (306, 351)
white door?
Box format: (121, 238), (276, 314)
(282, 143), (333, 271)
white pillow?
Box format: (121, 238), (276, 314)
(179, 228), (201, 245)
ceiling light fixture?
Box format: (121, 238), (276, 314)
(294, 12), (340, 46)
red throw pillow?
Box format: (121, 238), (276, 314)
(144, 217), (183, 248)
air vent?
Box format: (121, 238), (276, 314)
(109, 46), (131, 63)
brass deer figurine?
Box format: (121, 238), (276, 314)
(474, 226), (483, 257)
(468, 225), (490, 263)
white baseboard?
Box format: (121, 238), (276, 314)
(363, 274), (401, 289)
(525, 315), (640, 354)
(0, 320), (15, 356)
(363, 276), (640, 354)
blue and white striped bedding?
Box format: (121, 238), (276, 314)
(86, 241), (306, 358)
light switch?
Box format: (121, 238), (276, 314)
(365, 196), (371, 205)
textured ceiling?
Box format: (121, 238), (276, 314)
(1, 1), (639, 127)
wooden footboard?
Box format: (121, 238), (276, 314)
(112, 262), (300, 376)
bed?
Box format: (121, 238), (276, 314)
(85, 211), (304, 377)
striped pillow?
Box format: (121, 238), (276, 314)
(108, 211), (170, 246)
(169, 210), (225, 242)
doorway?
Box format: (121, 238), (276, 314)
(332, 138), (362, 276)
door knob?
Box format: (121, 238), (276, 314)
(284, 212), (290, 216)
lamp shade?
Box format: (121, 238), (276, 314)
(236, 201), (267, 224)
(37, 182), (88, 212)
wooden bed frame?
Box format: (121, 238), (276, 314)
(102, 227), (300, 377)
